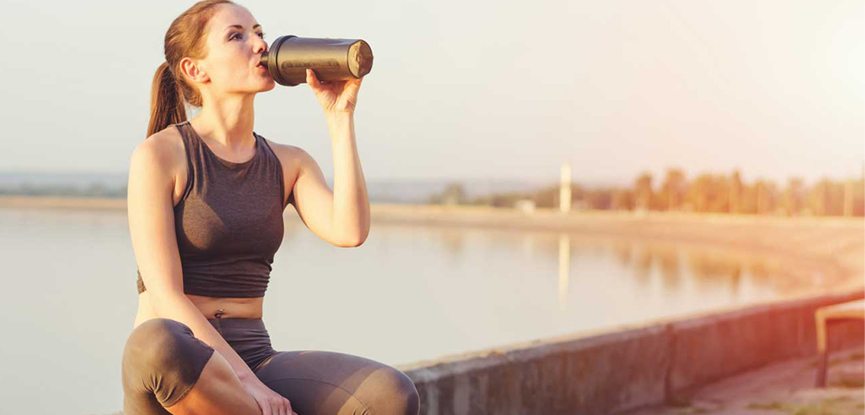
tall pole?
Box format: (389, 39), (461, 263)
(560, 163), (572, 213)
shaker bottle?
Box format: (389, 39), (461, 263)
(260, 35), (374, 86)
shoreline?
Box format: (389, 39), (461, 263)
(3, 194), (862, 296)
(1, 194), (862, 222)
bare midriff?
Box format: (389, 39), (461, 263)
(133, 291), (264, 328)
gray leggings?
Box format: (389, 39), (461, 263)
(121, 317), (420, 415)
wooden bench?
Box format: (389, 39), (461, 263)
(814, 298), (865, 387)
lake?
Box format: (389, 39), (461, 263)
(0, 206), (836, 415)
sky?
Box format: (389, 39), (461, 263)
(0, 0), (862, 187)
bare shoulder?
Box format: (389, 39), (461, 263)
(261, 138), (314, 176)
(129, 126), (185, 185)
(259, 138), (320, 207)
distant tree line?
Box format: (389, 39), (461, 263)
(429, 168), (865, 217)
(0, 183), (126, 198)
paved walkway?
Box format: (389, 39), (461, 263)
(627, 346), (864, 415)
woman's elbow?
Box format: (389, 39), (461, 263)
(333, 238), (365, 248)
(333, 231), (368, 248)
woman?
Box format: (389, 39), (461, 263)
(121, 1), (420, 414)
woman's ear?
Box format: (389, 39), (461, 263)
(179, 57), (210, 84)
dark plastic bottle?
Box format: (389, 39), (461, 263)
(260, 35), (374, 86)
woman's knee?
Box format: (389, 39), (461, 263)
(122, 318), (215, 407)
(362, 366), (420, 415)
(125, 319), (200, 365)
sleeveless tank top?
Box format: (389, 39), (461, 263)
(136, 120), (287, 298)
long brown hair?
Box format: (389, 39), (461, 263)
(147, 0), (235, 137)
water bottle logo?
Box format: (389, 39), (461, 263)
(281, 60), (340, 70)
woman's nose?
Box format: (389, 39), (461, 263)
(253, 36), (267, 55)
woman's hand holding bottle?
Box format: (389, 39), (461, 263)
(306, 68), (362, 114)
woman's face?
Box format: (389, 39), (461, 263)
(191, 4), (275, 99)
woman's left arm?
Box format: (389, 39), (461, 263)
(290, 69), (370, 247)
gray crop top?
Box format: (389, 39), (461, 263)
(136, 120), (288, 298)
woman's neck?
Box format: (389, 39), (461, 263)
(190, 94), (256, 150)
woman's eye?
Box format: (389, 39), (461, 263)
(229, 32), (263, 41)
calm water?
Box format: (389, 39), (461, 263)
(0, 207), (835, 415)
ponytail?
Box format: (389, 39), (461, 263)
(147, 0), (234, 137)
(147, 62), (187, 137)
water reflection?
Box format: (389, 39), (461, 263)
(557, 233), (816, 315)
(558, 233), (570, 311)
(408, 222), (841, 307)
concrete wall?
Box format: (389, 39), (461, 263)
(400, 289), (864, 415)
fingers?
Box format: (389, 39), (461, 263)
(259, 397), (271, 415)
(306, 69), (320, 88)
(285, 399), (296, 415)
(270, 396), (293, 415)
(345, 78), (361, 97)
(306, 68), (365, 91)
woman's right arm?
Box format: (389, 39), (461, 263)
(126, 135), (259, 383)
